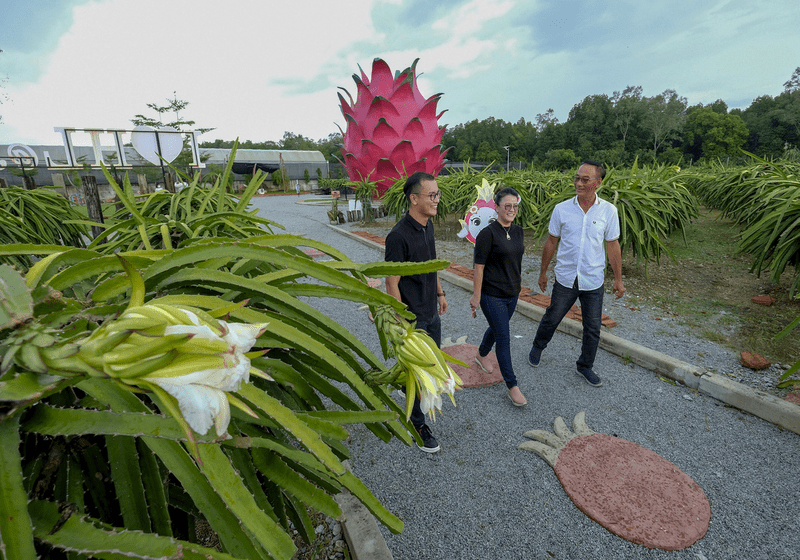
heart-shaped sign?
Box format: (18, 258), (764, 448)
(131, 125), (184, 165)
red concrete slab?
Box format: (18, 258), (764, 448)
(352, 231), (386, 246)
(440, 344), (503, 388)
(447, 263), (473, 280)
(554, 433), (710, 550)
(785, 390), (800, 406)
(301, 248), (326, 258)
(520, 291), (616, 327)
(740, 351), (770, 370)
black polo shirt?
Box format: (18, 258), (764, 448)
(473, 220), (524, 298)
(385, 212), (438, 320)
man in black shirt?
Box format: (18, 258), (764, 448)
(385, 171), (448, 453)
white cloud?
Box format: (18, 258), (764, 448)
(1, 0), (798, 146)
(1, 0), (382, 144)
(432, 0), (516, 35)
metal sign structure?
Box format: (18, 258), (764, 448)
(0, 143), (39, 171)
(30, 126), (206, 170)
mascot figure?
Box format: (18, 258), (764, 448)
(457, 178), (498, 244)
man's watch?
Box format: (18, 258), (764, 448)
(438, 291), (446, 297)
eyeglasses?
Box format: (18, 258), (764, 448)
(415, 190), (441, 201)
(573, 175), (599, 185)
(503, 204), (519, 211)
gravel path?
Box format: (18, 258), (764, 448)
(251, 195), (800, 560)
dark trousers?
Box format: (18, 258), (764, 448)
(408, 313), (441, 430)
(478, 294), (519, 389)
(532, 278), (604, 372)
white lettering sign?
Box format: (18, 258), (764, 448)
(5, 143), (39, 168)
(130, 126), (184, 166)
(39, 127), (205, 169)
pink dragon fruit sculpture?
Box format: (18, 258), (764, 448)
(337, 58), (450, 197)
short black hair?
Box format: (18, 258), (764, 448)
(494, 187), (520, 206)
(403, 172), (436, 201)
(581, 160), (606, 180)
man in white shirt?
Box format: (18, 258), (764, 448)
(528, 160), (625, 386)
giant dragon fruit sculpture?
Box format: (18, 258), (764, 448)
(337, 58), (450, 197)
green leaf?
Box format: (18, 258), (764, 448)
(0, 415), (37, 560)
(0, 243), (71, 257)
(246, 233), (350, 262)
(106, 434), (151, 532)
(235, 312), (408, 441)
(283, 491), (315, 545)
(197, 443), (296, 560)
(358, 259), (451, 277)
(775, 313), (800, 341)
(339, 470), (404, 534)
(292, 413), (350, 441)
(25, 248), (103, 289)
(226, 446), (278, 522)
(0, 373), (80, 419)
(234, 170), (268, 213)
(137, 439), (173, 537)
(143, 243), (398, 307)
(0, 264), (34, 329)
(101, 162), (147, 225)
(238, 384), (346, 475)
(29, 499), (240, 560)
(778, 358), (800, 382)
(155, 267), (392, 373)
(77, 378), (268, 559)
(117, 255), (146, 308)
(299, 409), (398, 425)
(252, 450), (342, 519)
(66, 454), (86, 514)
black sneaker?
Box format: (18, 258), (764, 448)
(578, 367), (603, 387)
(416, 424), (440, 453)
(528, 347), (542, 367)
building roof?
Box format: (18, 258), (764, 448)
(0, 144), (327, 170)
(201, 148), (327, 165)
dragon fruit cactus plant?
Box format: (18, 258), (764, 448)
(337, 58), (450, 197)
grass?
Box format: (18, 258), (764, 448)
(621, 208), (800, 365)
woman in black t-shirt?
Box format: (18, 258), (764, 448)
(470, 187), (527, 406)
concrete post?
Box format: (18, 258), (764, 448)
(81, 175), (105, 240)
(165, 173), (176, 194)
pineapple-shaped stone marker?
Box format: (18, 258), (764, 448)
(520, 412), (711, 551)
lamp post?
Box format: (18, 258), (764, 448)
(503, 146), (510, 172)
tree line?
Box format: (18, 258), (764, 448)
(442, 75), (799, 169)
(201, 132), (344, 163)
(199, 67), (800, 170)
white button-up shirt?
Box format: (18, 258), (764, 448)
(549, 195), (620, 291)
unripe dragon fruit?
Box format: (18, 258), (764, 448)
(337, 58), (450, 197)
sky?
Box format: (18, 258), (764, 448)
(1, 0), (798, 148)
